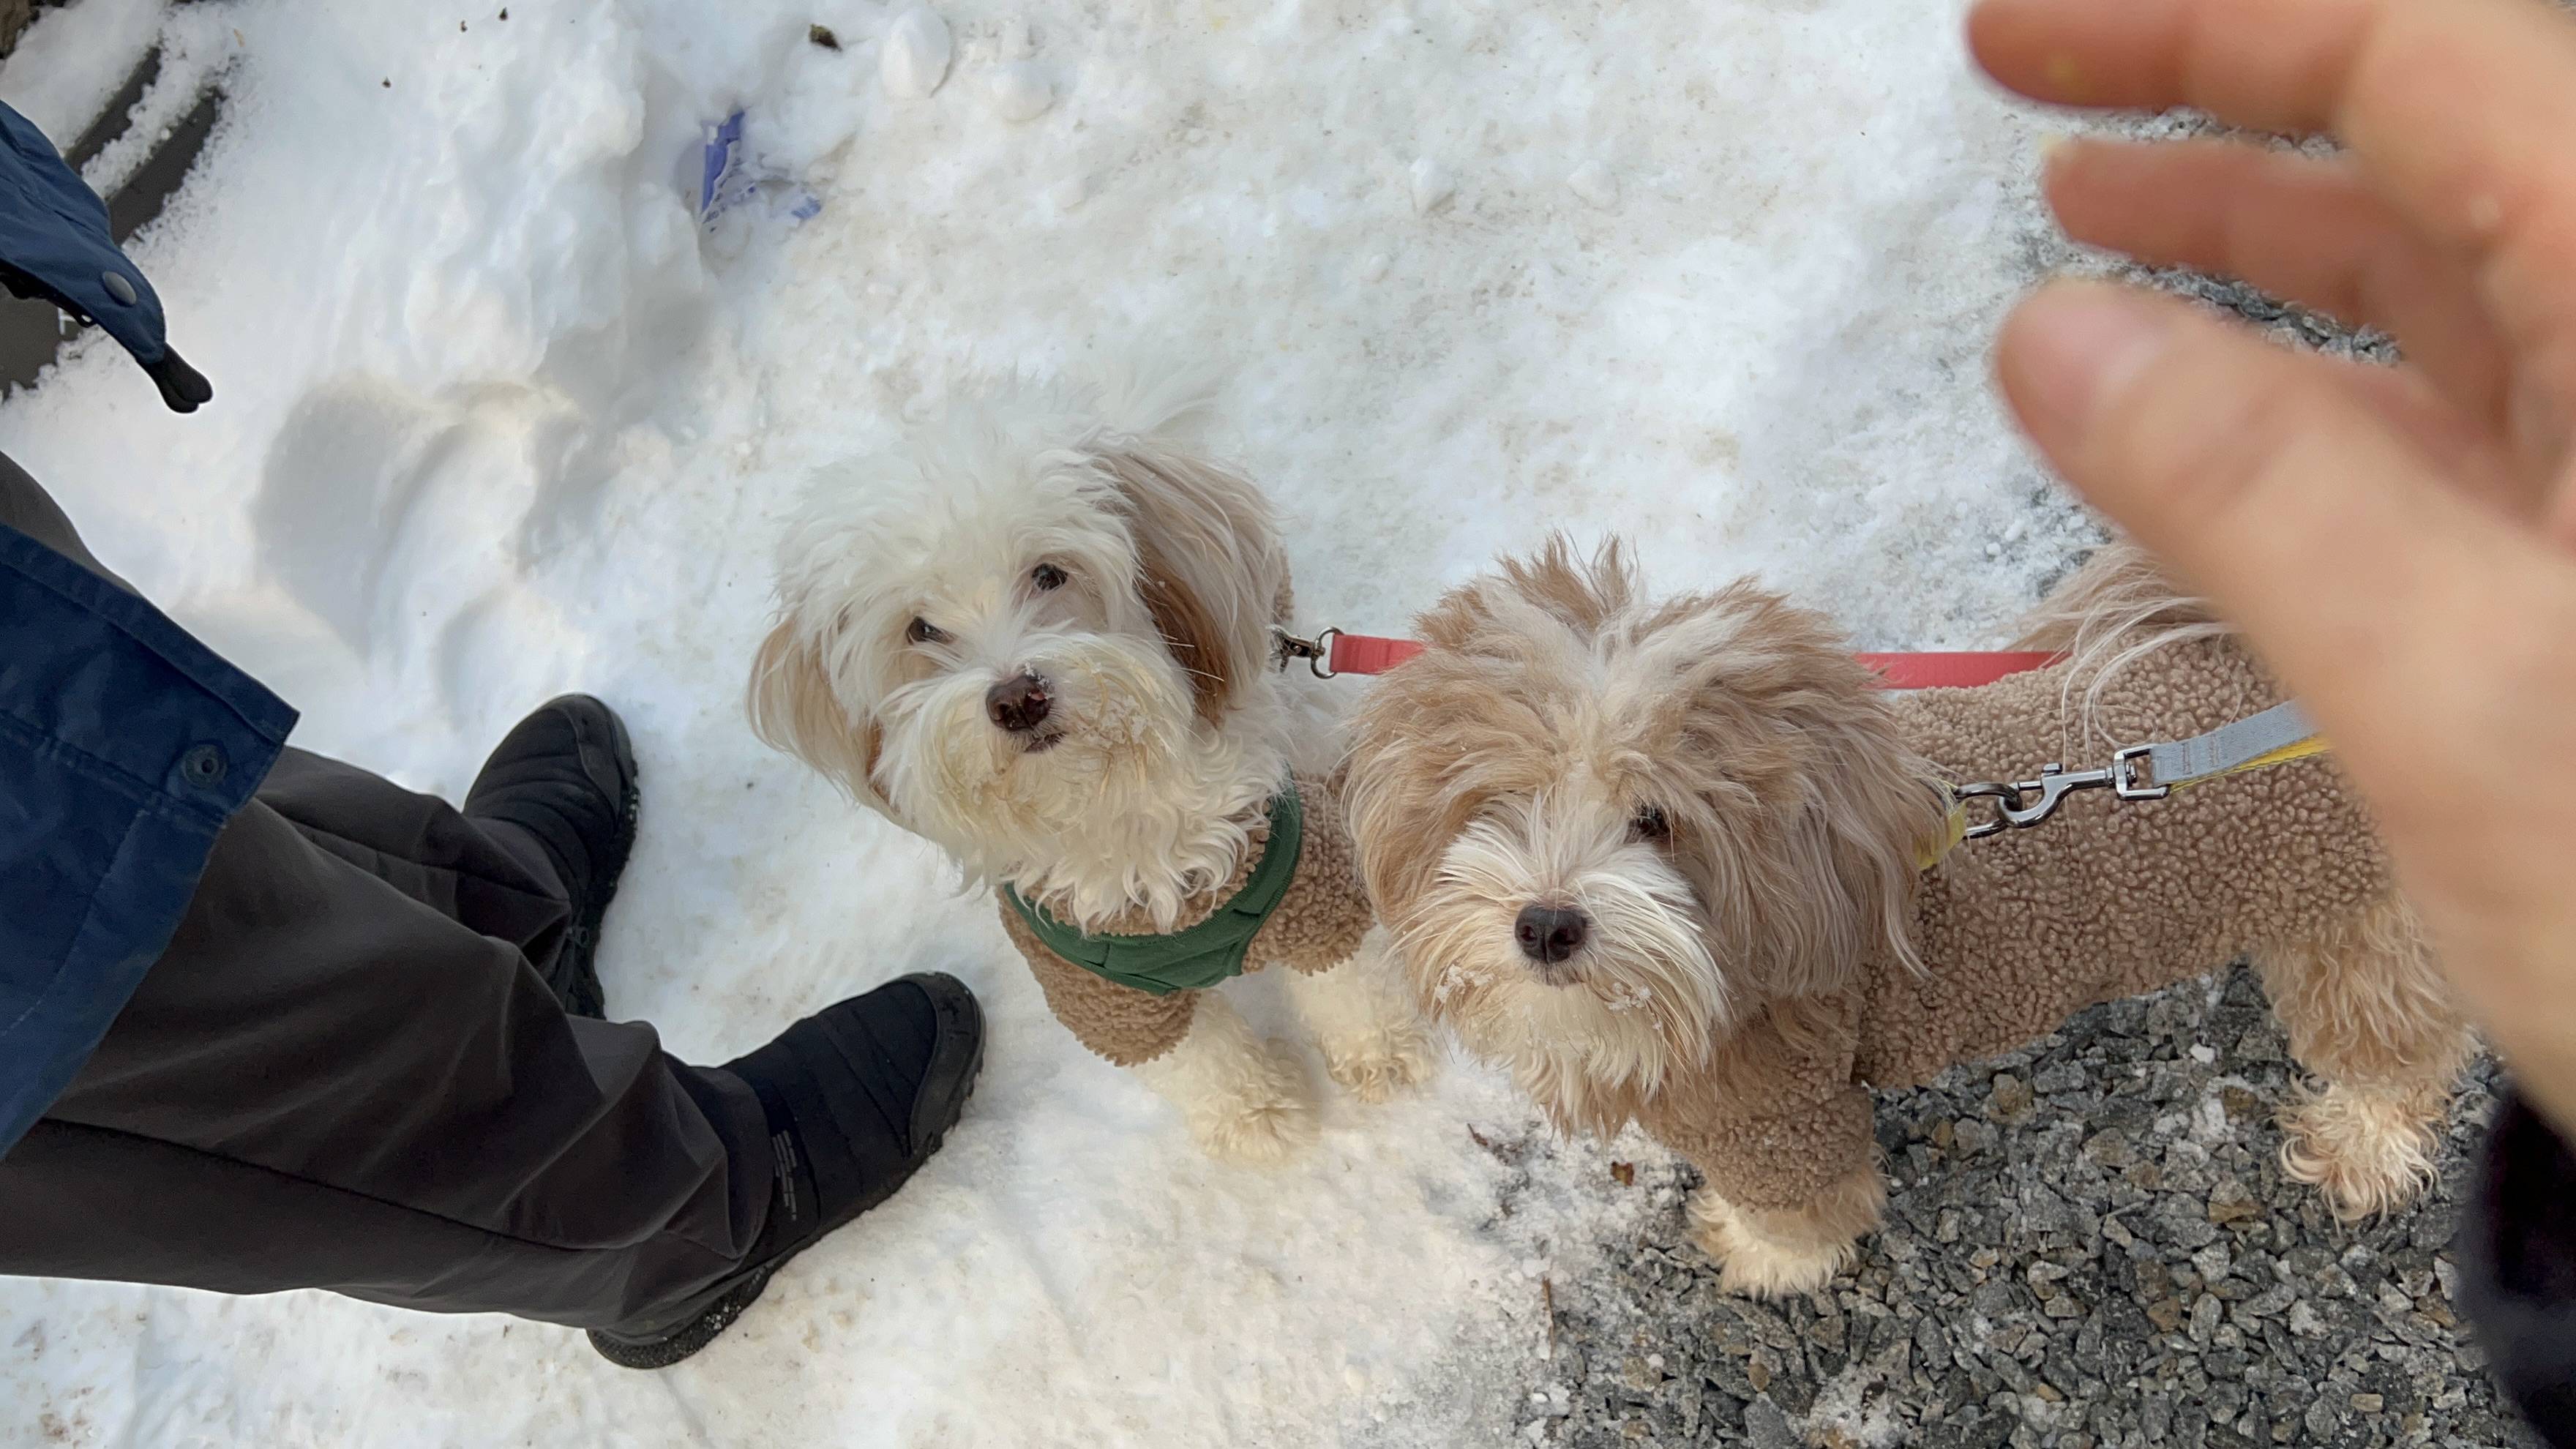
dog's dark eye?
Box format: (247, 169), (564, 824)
(1031, 563), (1068, 592)
(906, 617), (947, 645)
(1630, 806), (1670, 842)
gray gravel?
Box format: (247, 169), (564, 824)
(1526, 967), (2538, 1448)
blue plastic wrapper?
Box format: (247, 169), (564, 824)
(698, 110), (820, 228)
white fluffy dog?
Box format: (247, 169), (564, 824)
(747, 378), (1431, 1160)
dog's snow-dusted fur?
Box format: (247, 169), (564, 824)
(749, 378), (1430, 1160)
(1347, 539), (2471, 1295)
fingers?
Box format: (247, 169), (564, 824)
(1972, 0), (2576, 447)
(1969, 0), (2368, 125)
(1993, 280), (2510, 772)
(2324, 359), (2530, 520)
(1996, 284), (2576, 1029)
(1969, 0), (2576, 165)
(2045, 139), (2515, 442)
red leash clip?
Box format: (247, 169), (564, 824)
(1273, 627), (1427, 678)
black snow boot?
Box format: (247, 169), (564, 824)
(587, 972), (986, 1369)
(464, 695), (640, 1019)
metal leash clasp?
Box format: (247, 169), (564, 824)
(1270, 625), (1344, 679)
(1954, 746), (2168, 840)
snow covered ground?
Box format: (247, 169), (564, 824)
(1, 0), (2083, 1442)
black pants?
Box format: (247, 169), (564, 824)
(0, 454), (772, 1331)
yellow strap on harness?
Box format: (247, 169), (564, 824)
(2163, 733), (2331, 790)
(1917, 805), (1971, 871)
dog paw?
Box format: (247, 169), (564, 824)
(1714, 1246), (1845, 1300)
(1688, 1188), (1852, 1300)
(1320, 1018), (1439, 1104)
(2279, 1081), (2442, 1220)
(1182, 1038), (1319, 1164)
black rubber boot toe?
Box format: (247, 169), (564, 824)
(588, 973), (985, 1369)
(464, 695), (638, 1018)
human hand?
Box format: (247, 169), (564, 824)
(1969, 0), (2576, 1131)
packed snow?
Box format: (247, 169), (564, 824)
(0, 0), (2084, 1442)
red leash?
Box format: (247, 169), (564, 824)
(1851, 651), (2064, 689)
(1280, 629), (2062, 688)
(1322, 632), (1426, 676)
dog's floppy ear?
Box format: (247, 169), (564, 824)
(1649, 587), (1949, 1003)
(1345, 565), (1569, 943)
(1093, 437), (1287, 727)
(747, 616), (889, 812)
(1345, 692), (1486, 943)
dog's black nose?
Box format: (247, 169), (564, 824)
(1514, 905), (1589, 965)
(986, 674), (1052, 733)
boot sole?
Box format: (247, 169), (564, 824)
(586, 978), (985, 1369)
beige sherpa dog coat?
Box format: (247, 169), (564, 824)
(997, 771), (1377, 1066)
(1348, 542), (2471, 1296)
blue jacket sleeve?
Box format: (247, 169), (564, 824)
(0, 99), (211, 411)
(0, 523), (294, 1156)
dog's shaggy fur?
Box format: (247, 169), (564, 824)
(1346, 539), (2471, 1295)
(749, 380), (1430, 1160)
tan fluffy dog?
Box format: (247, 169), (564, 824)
(1344, 539), (2471, 1296)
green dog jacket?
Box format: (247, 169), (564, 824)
(1001, 785), (1305, 997)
